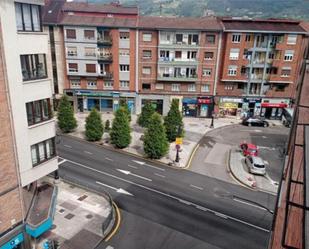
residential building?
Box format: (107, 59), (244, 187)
(217, 18), (308, 119)
(268, 36), (309, 249)
(0, 0), (58, 248)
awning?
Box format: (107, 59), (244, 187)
(261, 103), (288, 108)
(197, 98), (212, 104)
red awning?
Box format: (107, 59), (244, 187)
(197, 98), (212, 104)
(261, 103), (288, 108)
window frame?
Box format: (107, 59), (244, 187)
(204, 51), (214, 60)
(20, 54), (47, 81)
(31, 138), (56, 166)
(119, 64), (130, 72)
(206, 34), (216, 44)
(231, 34), (241, 43)
(120, 80), (130, 89)
(26, 99), (52, 126)
(15, 2), (42, 32)
(142, 33), (152, 42)
(66, 29), (76, 39)
(202, 68), (212, 77)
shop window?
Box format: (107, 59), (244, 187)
(204, 52), (214, 60)
(142, 83), (151, 90)
(232, 34), (241, 43)
(15, 3), (41, 32)
(26, 99), (52, 126)
(86, 64), (96, 73)
(20, 54), (47, 81)
(66, 29), (76, 39)
(31, 138), (56, 166)
(206, 34), (215, 44)
(142, 50), (152, 59)
(68, 63), (78, 73)
(143, 33), (152, 42)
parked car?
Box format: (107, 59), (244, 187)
(245, 156), (266, 175)
(242, 117), (269, 127)
(240, 142), (258, 156)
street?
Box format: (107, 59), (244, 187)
(57, 135), (276, 249)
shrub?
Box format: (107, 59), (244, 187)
(164, 99), (184, 142)
(85, 108), (104, 141)
(57, 95), (77, 133)
(138, 101), (155, 127)
(110, 107), (131, 148)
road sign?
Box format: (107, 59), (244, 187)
(175, 137), (183, 145)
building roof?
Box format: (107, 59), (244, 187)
(62, 2), (138, 15)
(222, 18), (307, 34)
(42, 0), (65, 25)
(138, 16), (222, 31)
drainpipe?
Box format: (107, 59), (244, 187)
(135, 29), (139, 114)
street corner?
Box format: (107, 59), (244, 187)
(104, 202), (122, 242)
(39, 177), (115, 249)
(228, 147), (278, 194)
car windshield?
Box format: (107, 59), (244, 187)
(254, 163), (265, 168)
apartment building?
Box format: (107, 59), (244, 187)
(268, 38), (309, 249)
(43, 1), (139, 113)
(137, 16), (222, 117)
(0, 1), (58, 248)
(217, 18), (308, 119)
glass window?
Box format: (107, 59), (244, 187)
(84, 30), (95, 40)
(142, 50), (152, 59)
(287, 35), (297, 45)
(70, 79), (81, 88)
(22, 4), (32, 31)
(26, 99), (51, 126)
(68, 63), (78, 72)
(87, 80), (97, 87)
(20, 54), (47, 81)
(67, 47), (77, 56)
(85, 47), (96, 57)
(143, 33), (152, 42)
(31, 138), (56, 166)
(15, 3), (41, 32)
(31, 146), (38, 165)
(229, 48), (240, 60)
(204, 52), (214, 60)
(120, 81), (129, 89)
(176, 34), (183, 43)
(15, 3), (23, 31)
(201, 84), (210, 92)
(120, 65), (129, 71)
(228, 65), (237, 76)
(232, 34), (241, 43)
(203, 68), (212, 76)
(86, 64), (96, 73)
(171, 84), (180, 91)
(31, 5), (40, 31)
(104, 81), (113, 88)
(66, 29), (76, 39)
(175, 51), (182, 58)
(284, 50), (294, 61)
(188, 84), (196, 92)
(206, 35), (215, 44)
(155, 83), (164, 90)
(26, 103), (34, 125)
(142, 83), (151, 90)
(120, 32), (130, 39)
(142, 67), (151, 75)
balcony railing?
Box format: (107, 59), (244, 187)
(99, 71), (113, 79)
(158, 57), (198, 65)
(157, 73), (197, 82)
(97, 37), (112, 46)
(97, 54), (113, 62)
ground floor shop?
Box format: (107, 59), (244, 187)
(260, 98), (290, 120)
(218, 97), (243, 118)
(67, 90), (136, 114)
(182, 96), (213, 118)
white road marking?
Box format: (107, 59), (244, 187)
(84, 151), (93, 155)
(117, 169), (152, 182)
(106, 246), (114, 249)
(233, 197), (273, 213)
(105, 157), (113, 161)
(61, 157), (270, 233)
(58, 159), (67, 166)
(154, 173), (166, 178)
(214, 212), (228, 219)
(64, 144), (72, 148)
(258, 146), (276, 150)
(96, 181), (133, 196)
(127, 164), (138, 169)
(190, 184), (204, 190)
(132, 160), (165, 171)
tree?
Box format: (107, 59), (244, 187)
(144, 113), (169, 159)
(138, 101), (155, 127)
(85, 108), (104, 141)
(105, 120), (111, 132)
(120, 101), (131, 122)
(57, 95), (77, 133)
(164, 99), (184, 142)
(110, 107), (131, 148)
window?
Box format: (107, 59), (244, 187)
(281, 68), (291, 77)
(26, 99), (51, 126)
(204, 52), (214, 60)
(224, 85), (234, 90)
(206, 34), (215, 44)
(187, 51), (197, 60)
(68, 63), (78, 72)
(228, 65), (237, 76)
(287, 34), (297, 45)
(238, 83), (244, 89)
(172, 84), (180, 91)
(176, 34), (183, 43)
(241, 66), (247, 75)
(188, 84), (196, 92)
(201, 84), (210, 92)
(15, 3), (41, 32)
(143, 33), (152, 42)
(155, 83), (164, 90)
(86, 64), (96, 73)
(66, 29), (76, 39)
(120, 65), (130, 72)
(160, 32), (171, 44)
(85, 47), (96, 57)
(119, 49), (130, 56)
(104, 81), (113, 88)
(67, 47), (77, 57)
(175, 51), (182, 58)
(142, 67), (151, 75)
(120, 81), (129, 89)
(84, 30), (95, 40)
(203, 68), (212, 76)
(120, 32), (130, 40)
(87, 80), (97, 87)
(245, 34), (251, 42)
(31, 138), (56, 166)
(20, 54), (47, 81)
(284, 50), (294, 61)
(229, 48), (240, 60)
(188, 34), (199, 45)
(70, 79), (81, 88)
(276, 84), (286, 92)
(232, 34), (241, 43)
(142, 50), (152, 59)
(142, 83), (151, 90)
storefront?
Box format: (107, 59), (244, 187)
(182, 98), (198, 117)
(242, 98), (262, 117)
(260, 99), (290, 119)
(141, 99), (163, 114)
(219, 98), (243, 117)
(197, 97), (213, 118)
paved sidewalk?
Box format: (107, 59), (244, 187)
(229, 148), (278, 194)
(37, 177), (114, 249)
(69, 112), (239, 168)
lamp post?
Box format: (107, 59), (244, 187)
(210, 112), (214, 128)
(175, 125), (182, 163)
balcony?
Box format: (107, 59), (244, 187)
(250, 73), (263, 82)
(159, 41), (199, 48)
(97, 54), (113, 62)
(158, 57), (198, 66)
(99, 71), (113, 79)
(157, 73), (197, 82)
(25, 183), (58, 238)
(97, 37), (112, 46)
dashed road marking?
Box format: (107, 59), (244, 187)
(127, 164), (138, 169)
(105, 157), (113, 161)
(84, 151), (93, 155)
(154, 173), (166, 178)
(215, 212), (228, 219)
(189, 184), (203, 190)
(64, 144), (72, 148)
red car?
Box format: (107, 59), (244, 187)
(240, 143), (258, 156)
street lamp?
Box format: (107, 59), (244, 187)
(175, 125), (182, 163)
(210, 112), (214, 128)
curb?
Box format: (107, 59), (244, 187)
(104, 202), (121, 242)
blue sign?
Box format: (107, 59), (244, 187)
(0, 233), (24, 249)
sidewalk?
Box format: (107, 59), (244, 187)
(37, 177), (115, 249)
(70, 112), (239, 168)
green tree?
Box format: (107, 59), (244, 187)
(85, 108), (104, 141)
(57, 95), (77, 133)
(110, 107), (131, 148)
(144, 113), (169, 159)
(164, 99), (184, 142)
(105, 120), (111, 132)
(120, 101), (131, 122)
(138, 101), (155, 127)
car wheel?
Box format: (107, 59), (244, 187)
(248, 123), (252, 127)
(264, 123), (267, 127)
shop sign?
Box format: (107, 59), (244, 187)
(243, 98), (261, 103)
(261, 103), (288, 108)
(221, 98), (242, 103)
(75, 90), (112, 97)
(1, 233), (24, 249)
(175, 137), (183, 145)
(197, 98), (212, 104)
(219, 102), (238, 109)
(183, 98), (197, 104)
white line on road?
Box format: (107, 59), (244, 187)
(233, 197), (273, 213)
(117, 169), (152, 182)
(61, 157), (270, 233)
(105, 157), (114, 161)
(64, 144), (72, 148)
(154, 173), (166, 178)
(189, 184), (203, 190)
(58, 159), (67, 166)
(127, 164), (138, 169)
(84, 151), (93, 155)
(214, 212), (228, 219)
(96, 181), (134, 196)
(262, 136), (267, 139)
(132, 160), (165, 171)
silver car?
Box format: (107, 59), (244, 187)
(245, 156), (266, 175)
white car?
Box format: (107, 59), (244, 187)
(245, 156), (266, 175)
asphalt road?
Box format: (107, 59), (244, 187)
(57, 135), (275, 249)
